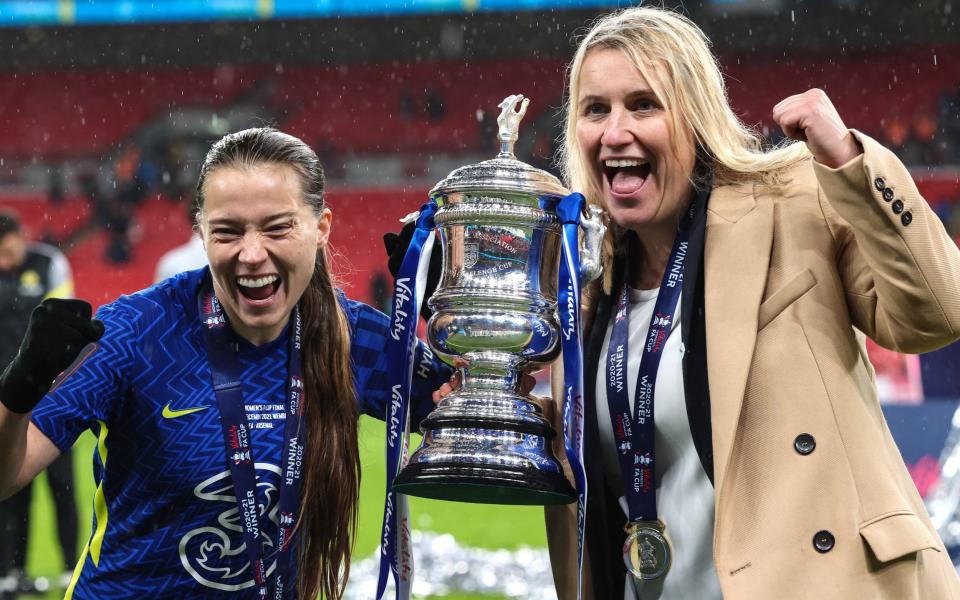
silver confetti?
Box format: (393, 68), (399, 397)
(345, 530), (558, 599)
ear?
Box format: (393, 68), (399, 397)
(194, 217), (209, 251)
(193, 224), (207, 251)
(316, 207), (333, 250)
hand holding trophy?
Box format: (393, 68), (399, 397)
(378, 93), (605, 599)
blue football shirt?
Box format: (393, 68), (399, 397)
(31, 267), (449, 599)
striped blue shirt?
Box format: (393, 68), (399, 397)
(31, 267), (449, 599)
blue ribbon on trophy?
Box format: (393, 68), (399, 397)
(378, 201), (437, 600)
(556, 192), (590, 600)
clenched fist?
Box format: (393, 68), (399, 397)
(0, 299), (105, 414)
(772, 88), (861, 169)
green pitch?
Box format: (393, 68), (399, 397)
(22, 416), (550, 600)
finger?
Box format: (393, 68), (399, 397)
(49, 330), (90, 359)
(450, 371), (462, 392)
(40, 307), (102, 341)
(383, 232), (399, 255)
(53, 329), (87, 347)
(89, 319), (105, 341)
(772, 94), (810, 124)
(540, 395), (555, 425)
(42, 298), (93, 321)
(771, 94), (803, 122)
(781, 122), (806, 142)
(71, 317), (105, 342)
(772, 104), (807, 141)
(520, 374), (536, 395)
(399, 220), (417, 245)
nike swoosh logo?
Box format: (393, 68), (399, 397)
(162, 403), (208, 419)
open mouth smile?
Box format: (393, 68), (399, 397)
(236, 274), (282, 303)
(603, 158), (652, 196)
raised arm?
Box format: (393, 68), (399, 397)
(0, 299), (103, 497)
(773, 88), (960, 352)
(814, 131), (960, 352)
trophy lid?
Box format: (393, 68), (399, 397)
(429, 94), (571, 200)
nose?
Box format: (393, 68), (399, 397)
(238, 232), (267, 265)
(600, 107), (633, 148)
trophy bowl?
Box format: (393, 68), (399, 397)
(393, 94), (604, 505)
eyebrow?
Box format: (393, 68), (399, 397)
(578, 94), (605, 108)
(578, 88), (659, 107)
(206, 211), (298, 227)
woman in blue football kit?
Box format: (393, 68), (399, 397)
(0, 128), (450, 599)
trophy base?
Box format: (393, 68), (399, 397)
(394, 462), (575, 505)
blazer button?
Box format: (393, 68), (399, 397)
(882, 187), (894, 201)
(794, 433), (816, 455)
(892, 199), (904, 214)
(813, 530), (835, 553)
(901, 211), (913, 226)
(873, 177), (885, 191)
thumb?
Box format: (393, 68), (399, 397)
(383, 232), (399, 255)
(89, 319), (106, 341)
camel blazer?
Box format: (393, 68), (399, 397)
(546, 131), (960, 599)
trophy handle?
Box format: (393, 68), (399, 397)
(578, 204), (606, 284)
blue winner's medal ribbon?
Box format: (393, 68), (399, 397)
(378, 195), (590, 599)
(377, 202), (437, 600)
(605, 205), (694, 582)
(198, 278), (306, 600)
(556, 192), (590, 600)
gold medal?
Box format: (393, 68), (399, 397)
(622, 520), (672, 580)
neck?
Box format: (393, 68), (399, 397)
(627, 227), (677, 290)
(226, 309), (289, 347)
(236, 323), (286, 346)
(627, 191), (697, 290)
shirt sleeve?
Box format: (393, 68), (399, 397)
(30, 299), (136, 452)
(815, 130), (960, 352)
(345, 297), (452, 428)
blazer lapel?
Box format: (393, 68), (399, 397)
(703, 183), (773, 492)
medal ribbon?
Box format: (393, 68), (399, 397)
(556, 192), (590, 600)
(198, 276), (306, 600)
(377, 202), (438, 600)
(604, 206), (694, 524)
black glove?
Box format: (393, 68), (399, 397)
(383, 220), (441, 321)
(0, 299), (105, 414)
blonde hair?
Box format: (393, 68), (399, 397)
(561, 6), (809, 291)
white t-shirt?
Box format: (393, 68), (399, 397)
(596, 287), (721, 600)
(154, 234), (208, 283)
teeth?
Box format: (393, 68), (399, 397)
(604, 159), (646, 168)
(237, 275), (278, 288)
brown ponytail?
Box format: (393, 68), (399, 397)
(297, 247), (359, 600)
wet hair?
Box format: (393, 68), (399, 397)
(0, 210), (22, 239)
(561, 6), (809, 291)
(196, 128), (359, 600)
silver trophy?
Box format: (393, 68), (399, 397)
(393, 94), (606, 505)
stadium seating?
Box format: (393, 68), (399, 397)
(274, 59), (567, 153)
(2, 48), (956, 159)
(723, 46), (959, 134)
(0, 66), (265, 159)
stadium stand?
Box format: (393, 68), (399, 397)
(2, 49), (958, 160)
